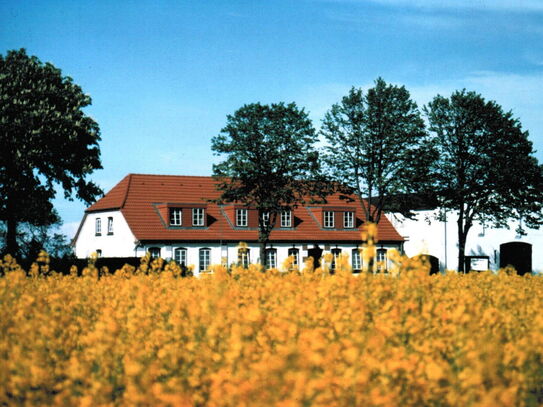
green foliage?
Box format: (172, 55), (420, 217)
(0, 219), (74, 260)
(424, 89), (543, 271)
(0, 49), (102, 256)
(212, 102), (325, 264)
(321, 78), (433, 223)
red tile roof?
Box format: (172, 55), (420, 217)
(86, 174), (404, 243)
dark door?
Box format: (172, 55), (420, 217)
(427, 255), (440, 275)
(411, 254), (440, 275)
(307, 246), (323, 269)
(500, 241), (532, 275)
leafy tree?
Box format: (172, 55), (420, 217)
(0, 49), (102, 257)
(212, 102), (325, 266)
(321, 78), (433, 224)
(424, 90), (543, 272)
(0, 218), (74, 260)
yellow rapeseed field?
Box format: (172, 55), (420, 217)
(1, 250), (543, 406)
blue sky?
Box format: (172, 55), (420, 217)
(1, 0), (542, 238)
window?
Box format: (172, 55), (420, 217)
(199, 248), (211, 272)
(331, 248), (342, 271)
(174, 248), (187, 266)
(96, 249), (102, 258)
(170, 209), (182, 226)
(281, 210), (292, 228)
(149, 247), (161, 259)
(95, 218), (102, 236)
(323, 211), (334, 228)
(344, 212), (354, 228)
(107, 217), (114, 234)
(288, 248), (299, 267)
(261, 212), (270, 227)
(265, 248), (277, 269)
(236, 209), (248, 227)
(238, 248), (250, 268)
(192, 208), (205, 226)
(352, 249), (361, 271)
(377, 248), (388, 272)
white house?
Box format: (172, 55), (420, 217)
(73, 174), (405, 275)
(388, 207), (543, 274)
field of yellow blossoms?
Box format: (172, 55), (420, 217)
(1, 251), (543, 406)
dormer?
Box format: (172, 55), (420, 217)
(223, 205), (294, 229)
(223, 204), (259, 228)
(314, 206), (357, 230)
(155, 203), (208, 228)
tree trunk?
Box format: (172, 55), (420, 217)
(5, 193), (19, 257)
(457, 229), (466, 273)
(257, 211), (278, 270)
(457, 217), (471, 273)
(259, 240), (267, 270)
(258, 210), (269, 270)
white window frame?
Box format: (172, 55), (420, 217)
(261, 212), (270, 228)
(174, 248), (187, 266)
(344, 211), (354, 228)
(236, 209), (248, 227)
(323, 211), (334, 228)
(95, 218), (102, 236)
(352, 249), (361, 271)
(265, 248), (277, 269)
(288, 248), (299, 266)
(170, 208), (182, 226)
(192, 208), (205, 226)
(199, 248), (211, 271)
(331, 248), (342, 271)
(149, 247), (161, 259)
(107, 217), (114, 235)
(238, 248), (250, 268)
(377, 248), (388, 272)
(281, 210), (292, 228)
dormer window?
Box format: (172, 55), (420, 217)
(344, 211), (354, 228)
(192, 208), (205, 226)
(261, 212), (270, 227)
(281, 210), (292, 228)
(236, 209), (248, 227)
(323, 211), (334, 228)
(170, 208), (182, 226)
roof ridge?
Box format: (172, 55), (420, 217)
(128, 173), (214, 179)
(121, 174), (132, 209)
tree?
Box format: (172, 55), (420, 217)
(0, 217), (74, 260)
(212, 102), (325, 267)
(424, 90), (543, 272)
(321, 78), (434, 224)
(0, 49), (102, 256)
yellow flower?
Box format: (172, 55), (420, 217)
(2, 232), (543, 406)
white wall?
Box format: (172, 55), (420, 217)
(137, 242), (401, 276)
(387, 209), (543, 273)
(74, 211), (137, 258)
(75, 211), (401, 274)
